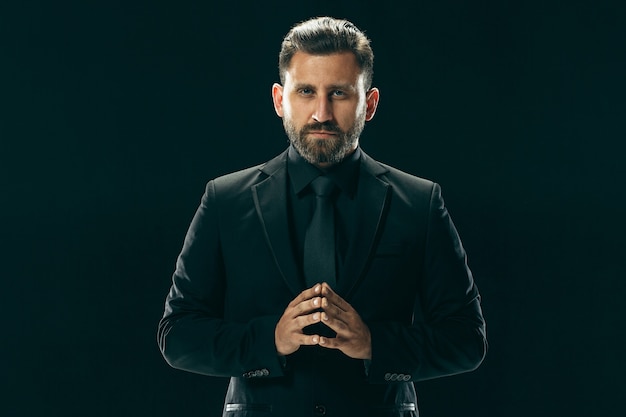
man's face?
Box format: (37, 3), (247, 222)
(272, 52), (379, 168)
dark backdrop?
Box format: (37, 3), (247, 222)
(2, 1), (625, 416)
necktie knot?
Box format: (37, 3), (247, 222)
(310, 176), (336, 198)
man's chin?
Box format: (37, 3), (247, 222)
(298, 148), (335, 165)
(308, 142), (339, 161)
(290, 136), (353, 166)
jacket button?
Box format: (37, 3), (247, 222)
(314, 404), (327, 416)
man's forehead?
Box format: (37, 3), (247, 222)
(284, 51), (364, 87)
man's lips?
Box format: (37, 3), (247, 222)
(307, 130), (338, 136)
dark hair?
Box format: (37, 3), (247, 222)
(278, 17), (374, 90)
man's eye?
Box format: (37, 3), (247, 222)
(332, 90), (346, 97)
(299, 88), (313, 95)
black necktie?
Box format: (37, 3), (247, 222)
(303, 176), (337, 288)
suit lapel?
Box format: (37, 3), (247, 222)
(252, 151), (302, 297)
(338, 151), (391, 299)
(250, 149), (390, 299)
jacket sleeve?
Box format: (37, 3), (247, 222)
(367, 183), (487, 383)
(156, 181), (285, 379)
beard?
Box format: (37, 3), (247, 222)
(283, 114), (366, 166)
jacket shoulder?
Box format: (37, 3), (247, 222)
(209, 150), (287, 196)
(377, 162), (437, 196)
(212, 164), (265, 189)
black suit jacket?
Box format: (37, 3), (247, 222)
(158, 149), (487, 416)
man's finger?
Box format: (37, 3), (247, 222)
(301, 334), (321, 346)
(321, 299), (342, 319)
(321, 311), (349, 334)
(318, 335), (341, 349)
(320, 282), (336, 296)
(288, 284), (322, 308)
(322, 297), (347, 316)
(295, 311), (323, 329)
(291, 296), (322, 318)
(321, 284), (349, 312)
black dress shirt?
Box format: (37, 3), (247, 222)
(286, 145), (361, 286)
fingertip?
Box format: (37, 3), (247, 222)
(312, 335), (319, 344)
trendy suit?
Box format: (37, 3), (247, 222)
(158, 148), (487, 416)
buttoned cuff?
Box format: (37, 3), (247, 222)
(240, 314), (285, 379)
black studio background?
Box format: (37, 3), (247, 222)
(2, 1), (625, 416)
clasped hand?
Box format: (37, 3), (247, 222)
(275, 283), (371, 360)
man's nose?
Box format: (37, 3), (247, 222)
(312, 97), (333, 123)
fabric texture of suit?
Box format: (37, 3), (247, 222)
(158, 148), (487, 417)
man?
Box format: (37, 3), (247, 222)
(158, 17), (486, 416)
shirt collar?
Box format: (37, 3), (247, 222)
(287, 145), (361, 198)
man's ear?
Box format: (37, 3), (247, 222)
(365, 87), (380, 121)
(272, 83), (284, 118)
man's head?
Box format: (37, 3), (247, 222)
(278, 17), (374, 91)
(272, 17), (380, 168)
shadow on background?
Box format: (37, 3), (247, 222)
(1, 1), (625, 416)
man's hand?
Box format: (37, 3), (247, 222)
(318, 283), (372, 360)
(275, 284), (324, 356)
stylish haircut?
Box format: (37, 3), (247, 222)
(278, 17), (374, 90)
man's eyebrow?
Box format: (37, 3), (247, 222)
(292, 83), (357, 91)
(293, 83), (315, 90)
(328, 83), (356, 91)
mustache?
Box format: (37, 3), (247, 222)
(301, 122), (342, 134)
